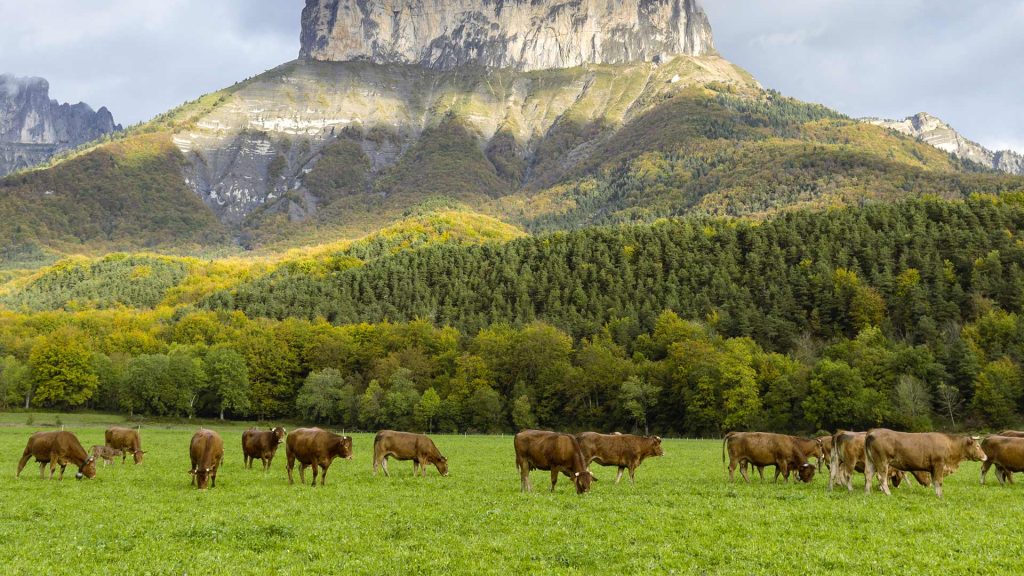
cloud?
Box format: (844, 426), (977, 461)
(0, 0), (302, 125)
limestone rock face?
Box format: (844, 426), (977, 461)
(299, 0), (715, 70)
(0, 75), (120, 176)
(865, 112), (1023, 175)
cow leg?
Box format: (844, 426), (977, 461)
(864, 458), (875, 494)
(756, 465), (765, 482)
(628, 466), (636, 485)
(299, 463), (307, 485)
(58, 463), (67, 481)
(932, 465), (944, 498)
(981, 459), (992, 485)
(38, 462), (46, 479)
(878, 464), (893, 496)
(739, 460), (750, 483)
(382, 456), (390, 477)
(286, 454), (295, 485)
(615, 467), (624, 484)
(211, 467), (217, 489)
(320, 462), (330, 486)
(550, 469), (559, 492)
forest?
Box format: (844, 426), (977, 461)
(3, 197), (1024, 435)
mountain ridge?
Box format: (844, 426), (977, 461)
(0, 74), (121, 176)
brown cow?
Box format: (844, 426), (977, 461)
(980, 435), (1024, 485)
(242, 426), (287, 471)
(105, 426), (144, 464)
(723, 432), (815, 483)
(864, 428), (986, 497)
(816, 435), (833, 470)
(285, 428), (353, 487)
(995, 430), (1024, 438)
(373, 430), (448, 477)
(828, 430), (925, 491)
(514, 429), (595, 494)
(189, 429), (224, 490)
(17, 431), (97, 480)
(575, 432), (663, 484)
(749, 435), (823, 480)
(90, 445), (123, 466)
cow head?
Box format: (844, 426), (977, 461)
(192, 466), (215, 489)
(647, 436), (665, 458)
(573, 470), (595, 494)
(334, 436), (354, 460)
(77, 457), (97, 480)
(796, 462), (815, 483)
(966, 436), (987, 462)
(890, 469), (906, 488)
(133, 450), (145, 464)
(436, 456), (449, 477)
(273, 427), (287, 443)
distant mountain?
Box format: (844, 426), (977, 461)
(1, 0), (1022, 266)
(865, 112), (1024, 175)
(0, 74), (121, 176)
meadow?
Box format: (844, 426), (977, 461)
(1, 413), (1020, 575)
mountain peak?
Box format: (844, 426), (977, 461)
(864, 112), (1024, 175)
(299, 0), (715, 71)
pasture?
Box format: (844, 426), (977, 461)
(1, 414), (1020, 575)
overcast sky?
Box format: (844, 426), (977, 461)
(1, 0), (1021, 152)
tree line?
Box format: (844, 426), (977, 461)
(3, 198), (1024, 433)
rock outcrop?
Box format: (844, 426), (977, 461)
(299, 0), (714, 70)
(865, 112), (1023, 175)
(0, 74), (120, 176)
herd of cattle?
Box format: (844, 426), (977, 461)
(13, 424), (1024, 497)
(724, 429), (1024, 497)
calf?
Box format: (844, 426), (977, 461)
(723, 432), (815, 483)
(90, 445), (123, 466)
(285, 428), (353, 487)
(189, 429), (224, 490)
(242, 426), (287, 471)
(980, 435), (1024, 485)
(514, 430), (595, 494)
(575, 432), (663, 484)
(105, 426), (144, 464)
(17, 431), (96, 480)
(373, 430), (448, 477)
(864, 428), (986, 497)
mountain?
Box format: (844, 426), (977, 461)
(299, 0), (715, 70)
(1, 0), (1022, 266)
(0, 74), (121, 176)
(865, 112), (1024, 175)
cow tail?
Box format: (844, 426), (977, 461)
(722, 433), (732, 467)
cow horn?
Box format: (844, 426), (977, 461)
(972, 435), (981, 441)
(574, 472), (580, 477)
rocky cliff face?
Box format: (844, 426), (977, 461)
(299, 0), (714, 70)
(0, 75), (120, 176)
(865, 112), (1023, 175)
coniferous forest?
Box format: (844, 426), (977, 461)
(3, 197), (1024, 435)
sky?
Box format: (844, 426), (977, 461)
(0, 0), (1021, 153)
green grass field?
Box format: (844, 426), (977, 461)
(0, 413), (1020, 575)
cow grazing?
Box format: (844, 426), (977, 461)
(980, 435), (1024, 485)
(90, 445), (123, 465)
(285, 428), (353, 487)
(189, 429), (224, 490)
(864, 428), (986, 497)
(575, 432), (663, 484)
(17, 431), (96, 480)
(242, 426), (287, 471)
(723, 432), (815, 483)
(105, 426), (144, 464)
(514, 430), (595, 494)
(373, 430), (448, 477)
